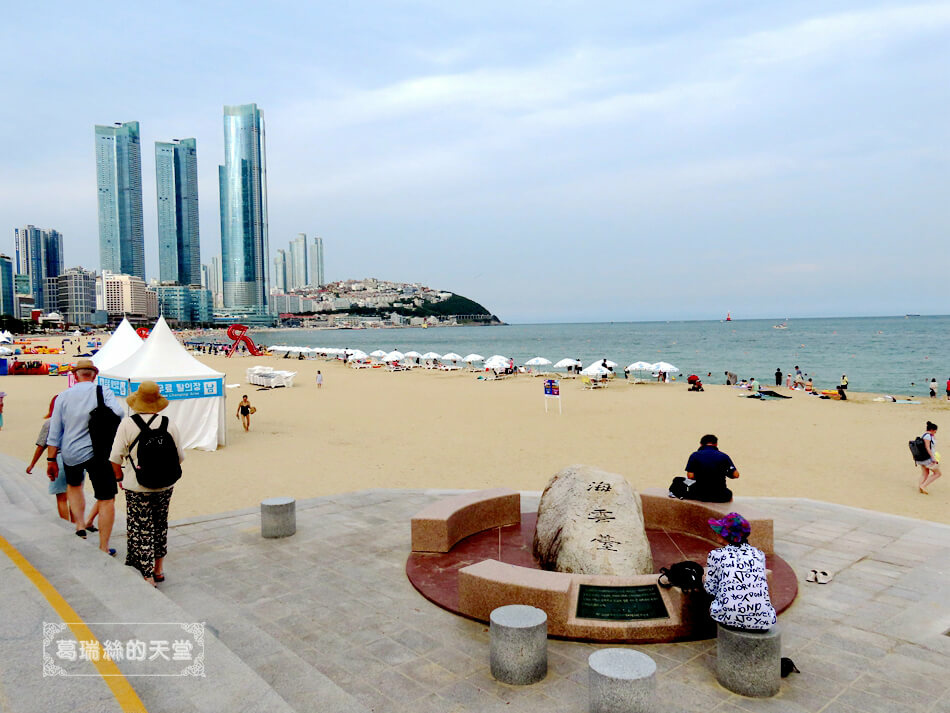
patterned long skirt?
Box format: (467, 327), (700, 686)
(124, 488), (173, 579)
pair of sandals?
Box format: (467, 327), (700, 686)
(805, 569), (833, 584)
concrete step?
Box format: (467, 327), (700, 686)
(0, 461), (45, 515)
(0, 500), (298, 713)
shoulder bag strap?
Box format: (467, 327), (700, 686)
(126, 414), (159, 469)
(96, 384), (104, 409)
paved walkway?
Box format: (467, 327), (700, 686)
(157, 491), (950, 713)
(2, 450), (949, 712)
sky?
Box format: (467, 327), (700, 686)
(2, 1), (948, 323)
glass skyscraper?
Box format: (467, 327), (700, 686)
(219, 104), (269, 312)
(311, 236), (325, 287)
(156, 138), (200, 285)
(14, 225), (64, 310)
(0, 254), (14, 317)
(95, 121), (145, 279)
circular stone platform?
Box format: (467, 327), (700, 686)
(406, 512), (797, 641)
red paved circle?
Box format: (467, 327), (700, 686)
(406, 512), (797, 640)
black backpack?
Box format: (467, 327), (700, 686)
(909, 436), (929, 462)
(657, 561), (705, 591)
(128, 414), (182, 489)
(88, 385), (121, 460)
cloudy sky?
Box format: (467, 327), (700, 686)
(2, 1), (948, 322)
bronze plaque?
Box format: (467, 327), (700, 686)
(576, 584), (670, 621)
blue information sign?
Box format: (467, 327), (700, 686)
(98, 378), (223, 400)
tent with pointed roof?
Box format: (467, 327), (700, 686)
(99, 316), (226, 450)
(91, 318), (143, 372)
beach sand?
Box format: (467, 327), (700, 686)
(2, 337), (948, 524)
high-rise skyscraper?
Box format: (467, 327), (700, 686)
(0, 254), (14, 317)
(219, 104), (269, 312)
(14, 225), (64, 310)
(288, 233), (308, 289)
(95, 121), (145, 279)
(209, 255), (223, 307)
(273, 249), (287, 293)
(156, 138), (200, 285)
(310, 236), (325, 287)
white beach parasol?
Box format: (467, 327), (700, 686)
(626, 361), (653, 372)
(602, 360), (618, 368)
(462, 354), (484, 363)
(347, 349), (368, 362)
(370, 349), (388, 358)
(581, 363), (609, 376)
(441, 352), (463, 361)
(404, 350), (422, 358)
(525, 357), (552, 366)
(484, 355), (510, 370)
(383, 350), (405, 362)
(651, 361), (680, 373)
(553, 358), (581, 369)
(420, 351), (442, 360)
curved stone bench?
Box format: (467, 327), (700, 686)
(458, 559), (714, 642)
(411, 488), (521, 553)
(639, 487), (773, 555)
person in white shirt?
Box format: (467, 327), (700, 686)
(110, 382), (185, 586)
(704, 512), (777, 632)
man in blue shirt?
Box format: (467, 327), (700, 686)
(47, 359), (124, 554)
(683, 434), (740, 503)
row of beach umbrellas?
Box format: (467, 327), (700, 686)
(266, 345), (679, 375)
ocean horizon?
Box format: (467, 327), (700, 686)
(203, 315), (950, 396)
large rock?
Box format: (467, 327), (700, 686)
(533, 465), (654, 576)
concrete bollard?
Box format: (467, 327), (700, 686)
(715, 623), (782, 697)
(588, 648), (657, 713)
(489, 605), (547, 685)
(261, 497), (296, 538)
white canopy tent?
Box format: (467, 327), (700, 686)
(99, 317), (226, 451)
(0, 330), (13, 344)
(91, 319), (143, 372)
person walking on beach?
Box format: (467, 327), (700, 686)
(946, 377), (950, 401)
(110, 382), (184, 586)
(916, 421), (941, 494)
(774, 368), (782, 387)
(839, 374), (848, 391)
(929, 378), (938, 399)
(316, 371), (323, 389)
(237, 395), (253, 431)
(46, 359), (124, 554)
(26, 395), (70, 521)
(786, 372), (792, 389)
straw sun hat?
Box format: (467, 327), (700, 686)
(126, 381), (169, 414)
(70, 358), (99, 374)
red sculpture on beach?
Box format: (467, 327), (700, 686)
(225, 324), (262, 357)
(136, 327), (150, 339)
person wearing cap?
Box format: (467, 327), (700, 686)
(705, 512), (777, 631)
(46, 358), (124, 552)
(683, 434), (739, 503)
(109, 382), (185, 586)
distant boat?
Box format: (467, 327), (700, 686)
(905, 314), (921, 317)
(725, 312), (732, 322)
(773, 318), (788, 329)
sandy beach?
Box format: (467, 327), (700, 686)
(2, 336), (948, 524)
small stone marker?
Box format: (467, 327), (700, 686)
(489, 605), (547, 685)
(261, 497), (296, 538)
(588, 648), (657, 713)
(715, 623), (781, 697)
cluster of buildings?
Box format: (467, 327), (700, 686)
(3, 103), (326, 328)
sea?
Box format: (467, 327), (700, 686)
(213, 315), (950, 396)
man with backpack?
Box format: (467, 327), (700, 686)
(109, 381), (184, 585)
(46, 359), (124, 554)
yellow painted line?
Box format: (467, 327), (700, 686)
(0, 533), (147, 713)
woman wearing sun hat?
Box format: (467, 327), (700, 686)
(704, 512), (777, 631)
(109, 381), (185, 586)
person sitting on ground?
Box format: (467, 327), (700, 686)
(839, 374), (848, 390)
(805, 376), (813, 392)
(704, 512), (777, 632)
(668, 434), (739, 503)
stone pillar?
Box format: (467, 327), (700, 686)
(588, 648), (657, 713)
(489, 605), (547, 685)
(261, 497), (296, 538)
(715, 623), (782, 697)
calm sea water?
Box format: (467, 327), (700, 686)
(233, 316), (949, 395)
